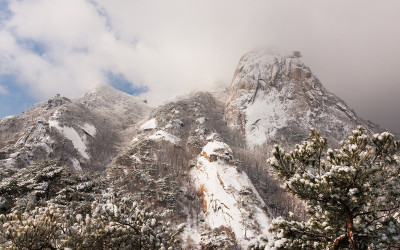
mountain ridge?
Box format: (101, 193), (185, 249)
(0, 84), (152, 173)
(0, 50), (397, 249)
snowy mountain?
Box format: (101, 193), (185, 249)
(0, 51), (397, 249)
(0, 84), (151, 175)
(225, 50), (384, 148)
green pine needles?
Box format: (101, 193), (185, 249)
(268, 126), (400, 249)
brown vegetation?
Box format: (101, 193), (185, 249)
(199, 184), (208, 213)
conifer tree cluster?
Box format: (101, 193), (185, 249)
(0, 193), (183, 249)
(0, 161), (183, 249)
(268, 127), (400, 249)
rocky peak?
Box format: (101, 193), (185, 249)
(0, 84), (153, 174)
(226, 50), (320, 109)
(45, 94), (71, 110)
(225, 50), (382, 148)
(76, 83), (151, 129)
(201, 133), (233, 163)
(82, 83), (147, 104)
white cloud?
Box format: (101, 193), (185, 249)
(0, 0), (399, 131)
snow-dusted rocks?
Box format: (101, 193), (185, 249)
(201, 133), (233, 162)
(49, 119), (90, 160)
(0, 83), (152, 172)
(140, 118), (157, 130)
(190, 134), (271, 247)
(225, 50), (383, 148)
(149, 130), (181, 144)
(1, 54), (397, 249)
(76, 83), (151, 128)
(80, 123), (97, 137)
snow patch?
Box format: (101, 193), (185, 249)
(149, 130), (180, 144)
(171, 109), (179, 115)
(71, 158), (82, 171)
(202, 141), (232, 159)
(52, 110), (62, 119)
(196, 117), (205, 124)
(140, 118), (157, 130)
(130, 154), (141, 163)
(336, 102), (348, 110)
(181, 219), (202, 248)
(39, 140), (53, 154)
(4, 158), (15, 167)
(49, 120), (90, 160)
(164, 123), (174, 129)
(80, 123), (96, 137)
(9, 152), (20, 158)
(0, 116), (15, 123)
(245, 89), (288, 146)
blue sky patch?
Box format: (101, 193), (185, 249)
(106, 72), (148, 96)
(0, 75), (37, 118)
(0, 71), (149, 119)
(16, 38), (48, 56)
(0, 1), (11, 23)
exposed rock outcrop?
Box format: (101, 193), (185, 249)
(190, 134), (271, 248)
(225, 50), (383, 148)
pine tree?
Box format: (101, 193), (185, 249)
(268, 127), (400, 249)
(0, 192), (184, 249)
(0, 160), (184, 249)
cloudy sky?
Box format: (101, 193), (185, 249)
(0, 0), (399, 133)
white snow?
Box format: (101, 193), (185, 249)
(190, 140), (272, 247)
(202, 141), (232, 158)
(52, 110), (62, 119)
(164, 123), (174, 129)
(130, 154), (141, 163)
(227, 50), (362, 149)
(4, 158), (15, 167)
(9, 152), (20, 158)
(49, 120), (90, 160)
(245, 89), (288, 146)
(71, 158), (82, 171)
(80, 123), (96, 137)
(149, 130), (180, 144)
(180, 219), (202, 248)
(171, 109), (179, 115)
(140, 118), (157, 130)
(0, 115), (15, 123)
(39, 140), (53, 154)
(195, 117), (205, 124)
(336, 101), (348, 110)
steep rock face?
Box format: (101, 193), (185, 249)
(0, 84), (151, 174)
(225, 50), (382, 148)
(190, 133), (271, 248)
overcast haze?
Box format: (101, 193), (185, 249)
(0, 0), (399, 133)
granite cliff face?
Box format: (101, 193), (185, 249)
(225, 50), (382, 148)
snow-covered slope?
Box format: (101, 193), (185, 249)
(225, 50), (383, 148)
(190, 133), (271, 248)
(0, 52), (397, 249)
(76, 83), (150, 127)
(0, 84), (151, 173)
(76, 83), (152, 146)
